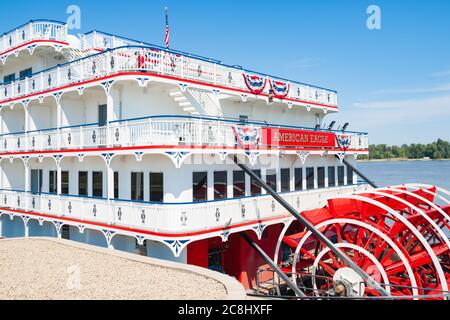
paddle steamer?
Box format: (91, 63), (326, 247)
(1, 20), (448, 298)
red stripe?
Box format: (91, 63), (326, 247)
(0, 39), (69, 57)
(0, 207), (286, 238)
(0, 144), (367, 157)
(0, 71), (338, 110)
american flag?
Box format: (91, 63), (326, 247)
(165, 7), (170, 49)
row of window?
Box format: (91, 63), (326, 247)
(3, 68), (32, 84)
(30, 165), (355, 203)
(192, 166), (355, 202)
(33, 170), (164, 202)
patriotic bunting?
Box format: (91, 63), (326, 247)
(243, 73), (267, 94)
(270, 80), (290, 99)
(233, 126), (261, 148)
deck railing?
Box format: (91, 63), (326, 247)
(0, 20), (67, 54)
(0, 184), (368, 234)
(0, 116), (369, 154)
(0, 46), (338, 109)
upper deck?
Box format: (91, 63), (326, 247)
(0, 20), (339, 113)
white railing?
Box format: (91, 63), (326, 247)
(0, 116), (369, 153)
(0, 185), (368, 235)
(0, 46), (338, 109)
(0, 20), (67, 54)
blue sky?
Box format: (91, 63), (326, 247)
(1, 0), (449, 145)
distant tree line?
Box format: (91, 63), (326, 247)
(359, 139), (450, 160)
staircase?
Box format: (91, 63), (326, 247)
(169, 88), (224, 116)
(169, 90), (200, 115)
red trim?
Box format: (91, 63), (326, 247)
(0, 71), (338, 110)
(0, 39), (69, 57)
(0, 207), (285, 238)
(0, 144), (368, 157)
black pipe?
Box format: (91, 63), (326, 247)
(239, 232), (305, 297)
(231, 155), (389, 297)
(339, 156), (378, 188)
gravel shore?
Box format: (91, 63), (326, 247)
(0, 238), (228, 300)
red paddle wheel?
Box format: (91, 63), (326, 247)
(274, 185), (450, 300)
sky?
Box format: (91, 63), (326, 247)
(1, 0), (449, 145)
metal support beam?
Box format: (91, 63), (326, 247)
(231, 155), (389, 297)
(339, 156), (378, 188)
(239, 232), (305, 297)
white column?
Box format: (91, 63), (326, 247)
(325, 165), (329, 188)
(106, 92), (114, 147)
(261, 168), (266, 195)
(276, 168), (281, 193)
(207, 170), (214, 201)
(245, 171), (251, 196)
(302, 167), (307, 190)
(289, 166), (295, 192)
(227, 170), (233, 198)
(57, 162), (62, 195)
(344, 165), (348, 186)
(107, 164), (114, 200)
(24, 222), (29, 238)
(314, 167), (318, 189)
(24, 107), (29, 131)
(25, 163), (30, 193)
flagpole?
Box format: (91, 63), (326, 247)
(165, 6), (170, 49)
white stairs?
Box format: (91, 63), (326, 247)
(169, 90), (200, 115)
(169, 88), (224, 117)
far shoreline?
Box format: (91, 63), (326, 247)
(358, 158), (450, 163)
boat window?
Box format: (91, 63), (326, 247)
(92, 172), (103, 198)
(306, 167), (315, 190)
(114, 172), (119, 199)
(250, 170), (262, 196)
(193, 172), (208, 202)
(150, 173), (164, 203)
(266, 170), (277, 191)
(19, 68), (32, 80)
(347, 166), (354, 185)
(281, 168), (290, 192)
(3, 73), (15, 85)
(49, 171), (57, 194)
(233, 171), (246, 198)
(78, 172), (88, 196)
(131, 172), (144, 201)
(317, 167), (325, 189)
(214, 171), (228, 200)
(61, 171), (69, 195)
(328, 167), (336, 187)
(295, 168), (303, 191)
(338, 166), (345, 186)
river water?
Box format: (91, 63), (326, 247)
(357, 160), (450, 191)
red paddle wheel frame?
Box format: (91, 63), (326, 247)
(274, 185), (450, 299)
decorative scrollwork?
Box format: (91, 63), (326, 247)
(215, 208), (221, 222)
(117, 207), (122, 221)
(181, 212), (187, 226)
(141, 210), (146, 224)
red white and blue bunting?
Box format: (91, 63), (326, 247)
(243, 73), (267, 94)
(270, 80), (290, 99)
(336, 134), (351, 151)
(233, 126), (261, 148)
